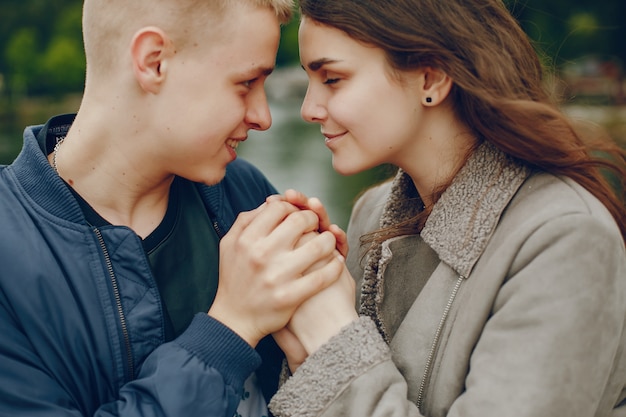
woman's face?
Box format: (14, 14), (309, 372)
(298, 17), (425, 175)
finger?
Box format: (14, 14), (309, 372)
(284, 190), (333, 232)
(272, 328), (308, 373)
(329, 224), (349, 257)
(294, 230), (317, 249)
(284, 189), (310, 209)
(305, 197), (332, 232)
(296, 232), (335, 275)
(278, 254), (345, 307)
(222, 203), (267, 242)
(221, 202), (305, 259)
(263, 209), (321, 250)
(288, 230), (337, 272)
(264, 231), (338, 290)
(272, 327), (304, 355)
(238, 200), (301, 240)
(265, 193), (285, 203)
(299, 224), (348, 258)
(229, 212), (325, 281)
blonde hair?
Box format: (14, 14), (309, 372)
(82, 0), (294, 78)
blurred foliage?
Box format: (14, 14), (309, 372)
(506, 0), (625, 70)
(1, 0), (84, 96)
(0, 0), (624, 97)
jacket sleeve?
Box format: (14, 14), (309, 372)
(0, 312), (260, 417)
(269, 213), (626, 417)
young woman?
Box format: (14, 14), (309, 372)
(268, 0), (626, 416)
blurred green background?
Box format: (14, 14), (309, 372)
(1, 0), (625, 228)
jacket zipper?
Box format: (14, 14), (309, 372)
(416, 275), (464, 410)
(93, 227), (135, 379)
(213, 220), (224, 238)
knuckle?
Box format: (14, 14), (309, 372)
(249, 246), (270, 267)
(278, 201), (297, 216)
(236, 210), (253, 222)
(271, 287), (293, 309)
(306, 237), (325, 259)
(288, 210), (317, 230)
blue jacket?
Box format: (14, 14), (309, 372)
(0, 124), (283, 416)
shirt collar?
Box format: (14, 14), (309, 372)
(36, 113), (76, 155)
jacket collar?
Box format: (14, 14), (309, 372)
(383, 142), (530, 278)
(11, 126), (86, 223)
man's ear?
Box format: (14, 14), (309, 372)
(130, 27), (173, 94)
(420, 67), (453, 106)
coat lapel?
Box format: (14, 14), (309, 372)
(359, 142), (530, 341)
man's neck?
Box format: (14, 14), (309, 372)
(48, 114), (175, 238)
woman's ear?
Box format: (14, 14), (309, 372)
(130, 27), (173, 94)
(419, 67), (453, 106)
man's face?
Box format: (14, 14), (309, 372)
(156, 5), (281, 185)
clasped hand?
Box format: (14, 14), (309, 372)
(208, 190), (355, 350)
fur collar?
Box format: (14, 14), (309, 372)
(359, 143), (530, 340)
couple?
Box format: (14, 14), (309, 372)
(1, 0), (626, 416)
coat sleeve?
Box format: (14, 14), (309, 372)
(269, 316), (423, 417)
(0, 312), (260, 417)
(269, 213), (626, 417)
(444, 212), (626, 417)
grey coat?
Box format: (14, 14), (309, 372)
(270, 143), (626, 417)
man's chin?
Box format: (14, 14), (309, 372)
(187, 168), (227, 187)
(202, 173), (226, 186)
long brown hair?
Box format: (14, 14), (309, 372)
(299, 0), (626, 244)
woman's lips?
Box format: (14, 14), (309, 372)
(323, 131), (347, 146)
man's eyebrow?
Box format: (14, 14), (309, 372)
(242, 66), (275, 79)
(302, 58), (340, 72)
(259, 66), (275, 77)
(254, 67), (274, 77)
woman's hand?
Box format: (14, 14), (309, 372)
(272, 327), (308, 374)
(287, 231), (359, 355)
(288, 264), (359, 354)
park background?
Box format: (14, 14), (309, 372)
(1, 0), (625, 228)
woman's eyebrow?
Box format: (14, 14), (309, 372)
(302, 58), (341, 72)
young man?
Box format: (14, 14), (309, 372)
(0, 0), (344, 416)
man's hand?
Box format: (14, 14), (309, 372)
(208, 200), (345, 347)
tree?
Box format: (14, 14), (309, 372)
(4, 28), (39, 97)
(508, 0), (625, 67)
